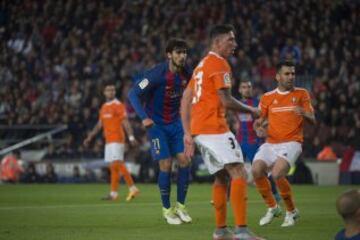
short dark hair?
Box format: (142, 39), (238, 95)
(210, 24), (235, 41)
(276, 60), (295, 73)
(336, 189), (360, 220)
(165, 38), (188, 53)
(103, 80), (116, 89)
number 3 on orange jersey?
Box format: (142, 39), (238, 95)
(192, 71), (203, 104)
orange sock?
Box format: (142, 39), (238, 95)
(119, 161), (135, 187)
(230, 177), (247, 227)
(110, 161), (121, 192)
(213, 183), (227, 228)
(254, 176), (277, 208)
(276, 177), (295, 212)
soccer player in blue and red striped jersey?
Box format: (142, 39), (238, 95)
(235, 81), (262, 162)
(235, 80), (280, 202)
(128, 38), (192, 225)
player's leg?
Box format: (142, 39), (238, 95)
(103, 143), (122, 200)
(212, 170), (232, 240)
(252, 144), (282, 226)
(226, 162), (263, 239)
(168, 121), (192, 222)
(118, 162), (139, 201)
(148, 125), (181, 224)
(271, 142), (302, 227)
(105, 160), (120, 200)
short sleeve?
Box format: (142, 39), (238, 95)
(117, 104), (127, 120)
(301, 90), (314, 113)
(209, 59), (231, 90)
(259, 95), (269, 118)
(187, 78), (195, 91)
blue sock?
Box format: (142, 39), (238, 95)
(268, 175), (281, 202)
(177, 167), (190, 205)
(158, 171), (171, 209)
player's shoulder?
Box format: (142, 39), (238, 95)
(263, 89), (277, 97)
(146, 62), (167, 77)
(293, 87), (309, 95)
(104, 99), (123, 107)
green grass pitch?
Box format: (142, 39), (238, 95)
(0, 183), (355, 240)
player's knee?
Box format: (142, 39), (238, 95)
(252, 165), (265, 179)
(159, 159), (172, 172)
(177, 155), (190, 167)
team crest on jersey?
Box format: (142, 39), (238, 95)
(273, 99), (278, 104)
(224, 73), (231, 86)
(292, 97), (297, 104)
(138, 78), (149, 89)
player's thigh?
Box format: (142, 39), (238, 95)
(272, 142), (302, 168)
(194, 132), (243, 175)
(104, 143), (125, 162)
(166, 120), (185, 157)
(271, 141), (302, 179)
(147, 125), (171, 161)
(271, 158), (290, 180)
(253, 143), (277, 169)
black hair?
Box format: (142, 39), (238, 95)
(165, 38), (188, 53)
(103, 80), (116, 89)
(276, 60), (295, 73)
(209, 24), (235, 41)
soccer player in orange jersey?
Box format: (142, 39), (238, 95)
(181, 24), (263, 240)
(252, 60), (316, 227)
(84, 81), (139, 201)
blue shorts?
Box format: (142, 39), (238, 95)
(146, 120), (184, 161)
(240, 143), (260, 163)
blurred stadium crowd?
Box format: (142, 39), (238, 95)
(0, 0), (359, 167)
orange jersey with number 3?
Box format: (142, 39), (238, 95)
(188, 52), (232, 135)
(100, 99), (126, 144)
(259, 88), (314, 143)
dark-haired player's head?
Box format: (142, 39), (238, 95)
(239, 80), (253, 99)
(209, 24), (237, 58)
(166, 38), (188, 70)
(336, 189), (360, 225)
(103, 81), (116, 101)
(275, 60), (296, 91)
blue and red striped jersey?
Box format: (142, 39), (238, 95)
(128, 62), (192, 125)
(235, 97), (261, 145)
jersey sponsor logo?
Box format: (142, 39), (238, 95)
(138, 78), (149, 89)
(223, 73), (231, 86)
(271, 106), (295, 113)
(237, 113), (252, 121)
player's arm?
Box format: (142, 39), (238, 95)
(122, 117), (137, 146)
(83, 120), (102, 146)
(253, 117), (268, 138)
(217, 88), (260, 117)
(294, 90), (316, 125)
(128, 78), (155, 128)
(180, 87), (194, 158)
(294, 107), (316, 125)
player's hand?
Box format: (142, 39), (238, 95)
(255, 127), (267, 138)
(184, 133), (194, 158)
(83, 137), (91, 147)
(142, 118), (154, 128)
(251, 107), (261, 118)
(129, 138), (138, 147)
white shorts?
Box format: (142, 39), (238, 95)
(194, 132), (244, 174)
(253, 141), (302, 167)
(104, 143), (125, 163)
